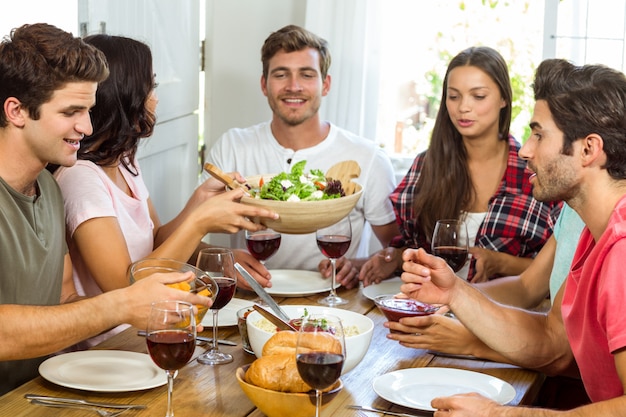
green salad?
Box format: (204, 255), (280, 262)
(250, 160), (345, 201)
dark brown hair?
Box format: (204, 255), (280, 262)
(533, 59), (626, 179)
(0, 23), (109, 127)
(79, 35), (156, 175)
(412, 46), (513, 241)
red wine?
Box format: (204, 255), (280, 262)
(316, 235), (351, 259)
(432, 246), (468, 272)
(296, 352), (344, 390)
(211, 277), (236, 310)
(246, 234), (281, 261)
(146, 330), (195, 370)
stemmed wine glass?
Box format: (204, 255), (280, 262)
(195, 248), (237, 365)
(146, 300), (196, 417)
(245, 228), (281, 265)
(315, 216), (352, 306)
(431, 219), (469, 273)
(295, 314), (346, 417)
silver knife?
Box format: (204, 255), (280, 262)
(25, 394), (146, 409)
(234, 262), (291, 323)
(136, 330), (237, 346)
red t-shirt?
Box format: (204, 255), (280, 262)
(562, 195), (626, 402)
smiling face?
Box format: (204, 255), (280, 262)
(261, 48), (330, 127)
(23, 81), (97, 168)
(445, 65), (506, 140)
(520, 100), (580, 203)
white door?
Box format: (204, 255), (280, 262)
(79, 0), (201, 222)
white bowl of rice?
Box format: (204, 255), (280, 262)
(246, 305), (374, 374)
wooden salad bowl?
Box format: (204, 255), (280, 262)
(240, 161), (362, 234)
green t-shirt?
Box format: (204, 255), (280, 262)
(0, 170), (67, 395)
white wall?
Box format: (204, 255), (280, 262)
(0, 0), (77, 36)
(203, 0), (306, 148)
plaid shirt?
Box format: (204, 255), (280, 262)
(389, 135), (561, 280)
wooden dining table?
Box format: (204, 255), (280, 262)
(0, 284), (545, 416)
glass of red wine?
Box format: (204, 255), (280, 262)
(296, 314), (345, 417)
(431, 219), (469, 273)
(195, 248), (237, 365)
(245, 228), (281, 265)
(146, 300), (196, 417)
(315, 216), (352, 306)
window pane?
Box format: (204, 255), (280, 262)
(376, 1), (544, 160)
(555, 0), (626, 70)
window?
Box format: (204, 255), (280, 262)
(374, 1), (545, 160)
(546, 0), (626, 71)
(370, 0), (626, 173)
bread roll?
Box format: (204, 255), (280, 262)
(262, 331), (342, 356)
(245, 353), (312, 393)
(245, 330), (342, 393)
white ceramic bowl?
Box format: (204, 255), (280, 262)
(246, 305), (374, 374)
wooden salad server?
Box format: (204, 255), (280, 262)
(203, 163), (252, 196)
(326, 160), (361, 195)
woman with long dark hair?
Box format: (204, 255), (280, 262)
(53, 35), (276, 347)
(361, 46), (560, 284)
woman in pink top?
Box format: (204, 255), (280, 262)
(52, 35), (276, 347)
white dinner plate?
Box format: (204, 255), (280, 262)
(361, 276), (403, 300)
(373, 367), (516, 412)
(265, 269), (339, 297)
(39, 350), (166, 392)
(201, 297), (254, 327)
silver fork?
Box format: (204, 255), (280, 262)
(30, 399), (134, 416)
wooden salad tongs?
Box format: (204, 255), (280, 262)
(326, 160), (361, 195)
(203, 163), (252, 197)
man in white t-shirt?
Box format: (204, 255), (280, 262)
(203, 25), (399, 289)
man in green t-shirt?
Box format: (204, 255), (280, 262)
(0, 23), (213, 395)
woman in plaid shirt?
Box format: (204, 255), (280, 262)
(360, 46), (560, 284)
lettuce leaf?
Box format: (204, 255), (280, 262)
(251, 160), (344, 201)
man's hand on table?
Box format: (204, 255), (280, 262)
(432, 392), (504, 417)
(233, 249), (272, 290)
(359, 247), (401, 286)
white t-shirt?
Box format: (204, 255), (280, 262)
(204, 121), (397, 271)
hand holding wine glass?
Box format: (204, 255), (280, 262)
(195, 248), (237, 365)
(296, 314), (345, 417)
(316, 216), (352, 306)
(431, 219), (469, 273)
(245, 228), (281, 265)
(146, 300), (196, 417)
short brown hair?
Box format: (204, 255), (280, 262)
(0, 23), (109, 127)
(261, 25), (331, 79)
